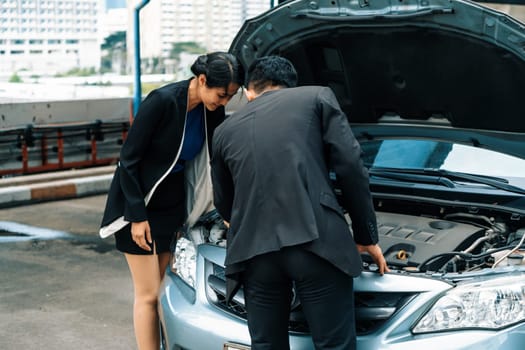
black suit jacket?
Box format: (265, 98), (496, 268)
(211, 86), (378, 284)
(100, 79), (224, 233)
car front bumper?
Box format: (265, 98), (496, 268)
(158, 271), (314, 350)
(159, 245), (525, 350)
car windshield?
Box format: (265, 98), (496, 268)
(361, 140), (525, 189)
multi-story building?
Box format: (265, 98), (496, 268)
(127, 0), (271, 74)
(0, 0), (272, 77)
(0, 0), (102, 76)
(100, 6), (126, 41)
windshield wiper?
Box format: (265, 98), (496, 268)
(423, 168), (525, 194)
(370, 167), (525, 195)
(369, 168), (456, 188)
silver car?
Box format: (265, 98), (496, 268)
(159, 0), (525, 349)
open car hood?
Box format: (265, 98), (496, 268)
(229, 0), (525, 158)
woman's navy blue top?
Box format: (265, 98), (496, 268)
(172, 103), (205, 172)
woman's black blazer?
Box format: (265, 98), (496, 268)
(100, 79), (224, 233)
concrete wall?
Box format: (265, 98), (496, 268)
(0, 98), (131, 128)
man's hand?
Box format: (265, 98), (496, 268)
(131, 220), (152, 252)
(356, 244), (390, 275)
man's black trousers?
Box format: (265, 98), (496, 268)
(242, 245), (356, 350)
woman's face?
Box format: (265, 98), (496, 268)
(198, 75), (240, 111)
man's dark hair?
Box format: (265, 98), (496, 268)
(246, 56), (298, 94)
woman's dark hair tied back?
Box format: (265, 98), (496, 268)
(191, 54), (209, 77)
(190, 52), (245, 91)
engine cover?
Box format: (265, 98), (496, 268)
(375, 212), (485, 270)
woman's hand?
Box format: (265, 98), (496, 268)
(131, 221), (152, 251)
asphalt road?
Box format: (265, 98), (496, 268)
(0, 194), (136, 350)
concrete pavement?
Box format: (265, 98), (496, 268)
(0, 194), (135, 350)
(0, 165), (115, 208)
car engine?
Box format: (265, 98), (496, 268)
(184, 206), (525, 275)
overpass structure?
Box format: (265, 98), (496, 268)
(0, 91), (247, 176)
(0, 93), (247, 208)
(0, 98), (131, 177)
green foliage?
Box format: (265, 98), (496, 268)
(101, 31), (126, 74)
(102, 31), (126, 50)
(170, 41), (206, 60)
(8, 72), (23, 83)
(141, 82), (164, 95)
(55, 67), (97, 77)
(100, 56), (113, 73)
(83, 81), (113, 86)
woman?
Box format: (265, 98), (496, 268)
(99, 52), (244, 350)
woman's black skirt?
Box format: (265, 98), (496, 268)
(115, 171), (185, 255)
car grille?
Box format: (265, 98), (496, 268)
(205, 262), (416, 335)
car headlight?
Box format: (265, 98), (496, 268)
(413, 274), (525, 333)
(172, 237), (196, 289)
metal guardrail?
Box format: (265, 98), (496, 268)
(0, 91), (246, 178)
(0, 119), (129, 177)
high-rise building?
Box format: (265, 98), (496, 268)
(127, 0), (271, 74)
(0, 0), (102, 75)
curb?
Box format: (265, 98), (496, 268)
(0, 167), (115, 208)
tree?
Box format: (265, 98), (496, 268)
(101, 31), (127, 74)
(102, 31), (126, 51)
(9, 72), (22, 83)
(170, 41), (206, 62)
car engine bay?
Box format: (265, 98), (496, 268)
(183, 196), (525, 275)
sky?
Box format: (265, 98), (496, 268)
(106, 0), (126, 9)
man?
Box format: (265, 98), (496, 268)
(211, 56), (389, 350)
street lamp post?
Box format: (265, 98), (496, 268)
(133, 0), (151, 117)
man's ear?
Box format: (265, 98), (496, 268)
(245, 88), (257, 102)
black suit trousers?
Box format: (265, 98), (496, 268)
(242, 245), (356, 350)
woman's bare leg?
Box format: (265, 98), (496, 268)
(124, 250), (171, 350)
(158, 252), (171, 281)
